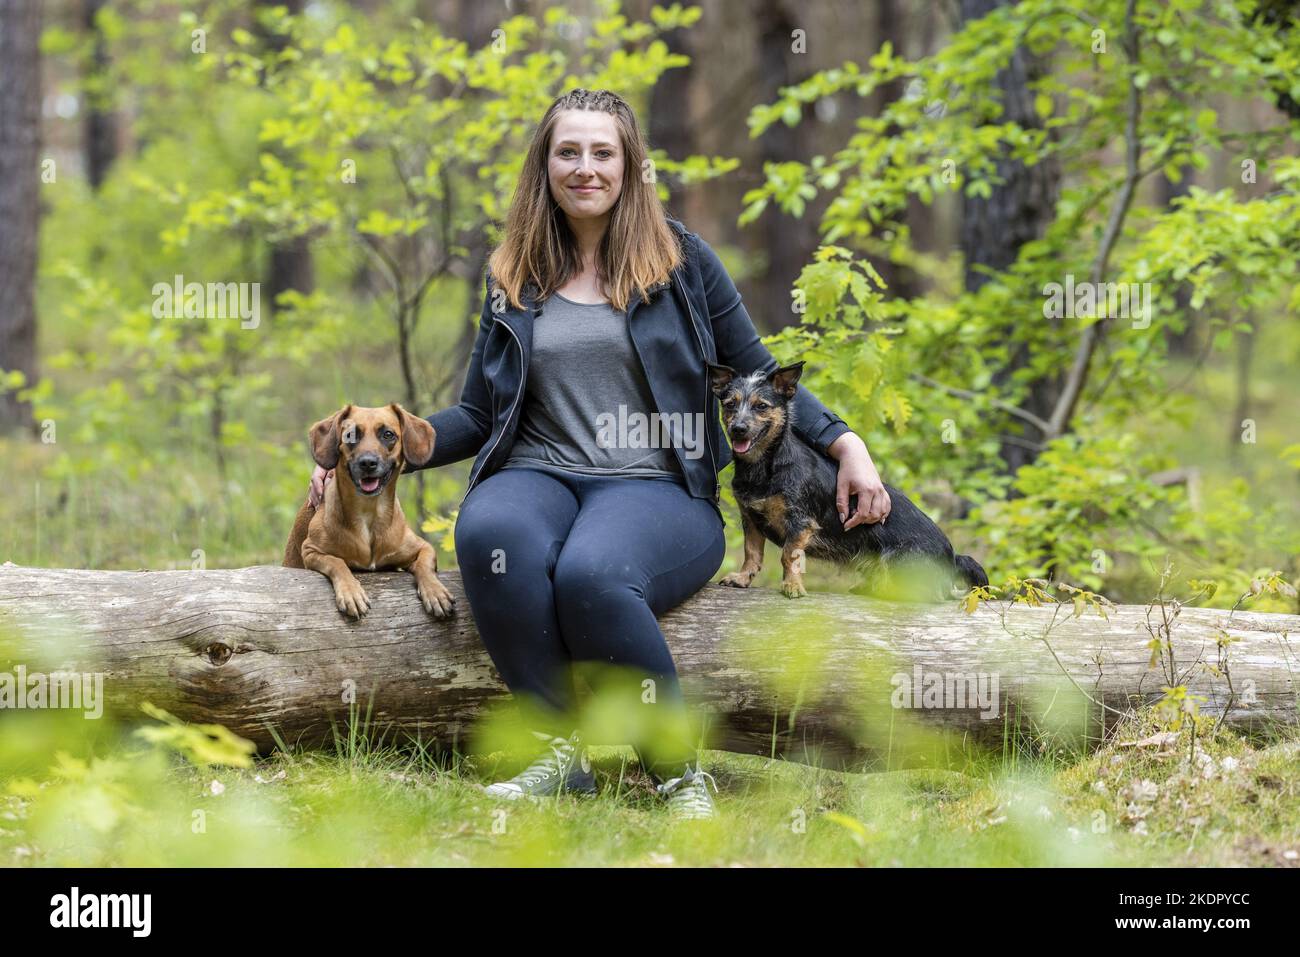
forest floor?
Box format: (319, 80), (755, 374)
(2, 705), (1297, 867)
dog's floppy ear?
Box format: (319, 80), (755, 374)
(308, 404), (352, 470)
(768, 361), (805, 399)
(391, 403), (436, 468)
(706, 362), (738, 398)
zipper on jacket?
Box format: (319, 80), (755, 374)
(463, 281), (721, 522)
(462, 312), (526, 505)
(624, 286), (693, 488)
(673, 271), (721, 504)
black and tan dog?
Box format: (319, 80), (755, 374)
(283, 403), (456, 619)
(708, 362), (988, 602)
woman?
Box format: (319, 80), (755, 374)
(308, 88), (892, 820)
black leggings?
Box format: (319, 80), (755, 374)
(454, 464), (726, 780)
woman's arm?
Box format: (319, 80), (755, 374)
(403, 274), (496, 473)
(693, 233), (891, 528)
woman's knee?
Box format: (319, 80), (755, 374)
(453, 499), (517, 576)
(551, 512), (725, 621)
(553, 546), (629, 597)
(457, 498), (574, 588)
(551, 547), (640, 625)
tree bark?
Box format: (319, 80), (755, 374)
(959, 0), (1061, 474)
(0, 0), (42, 435)
(753, 0), (818, 335)
(256, 0), (314, 311)
(81, 0), (118, 189)
(1157, 170), (1196, 358)
(2, 564), (1296, 766)
(870, 0), (925, 302)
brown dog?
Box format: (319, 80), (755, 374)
(283, 403), (456, 619)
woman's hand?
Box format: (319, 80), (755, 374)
(827, 432), (891, 530)
(308, 465), (334, 508)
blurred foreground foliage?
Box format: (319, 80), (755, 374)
(3, 609), (1296, 867)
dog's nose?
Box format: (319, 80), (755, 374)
(356, 454), (382, 473)
(729, 425), (750, 440)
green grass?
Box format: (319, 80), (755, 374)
(2, 705), (1297, 867)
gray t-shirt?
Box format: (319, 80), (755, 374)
(501, 291), (684, 479)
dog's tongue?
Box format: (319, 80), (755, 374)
(360, 475), (381, 493)
(732, 438), (752, 454)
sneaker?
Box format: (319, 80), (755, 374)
(655, 763), (718, 821)
(482, 730), (596, 800)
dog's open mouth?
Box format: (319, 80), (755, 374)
(353, 470), (392, 496)
(730, 426), (766, 456)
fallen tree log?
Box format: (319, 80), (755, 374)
(0, 564), (1296, 766)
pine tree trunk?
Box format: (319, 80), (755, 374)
(959, 0), (1061, 474)
(0, 0), (42, 435)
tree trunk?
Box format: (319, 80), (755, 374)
(2, 564), (1296, 767)
(81, 0), (118, 189)
(753, 0), (818, 334)
(1157, 171), (1196, 357)
(870, 0), (925, 302)
(257, 0), (314, 311)
(648, 18), (694, 167)
(0, 0), (42, 435)
(959, 0), (1061, 474)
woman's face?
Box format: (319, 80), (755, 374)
(547, 109), (624, 225)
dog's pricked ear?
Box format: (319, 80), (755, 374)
(391, 403), (436, 468)
(769, 361), (805, 399)
(308, 404), (352, 470)
(707, 362), (738, 398)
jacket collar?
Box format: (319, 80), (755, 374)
(504, 277), (673, 318)
(494, 218), (690, 337)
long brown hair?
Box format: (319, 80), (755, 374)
(487, 88), (682, 312)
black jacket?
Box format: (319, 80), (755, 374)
(409, 217), (854, 526)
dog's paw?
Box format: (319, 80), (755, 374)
(719, 571), (756, 588)
(335, 581), (371, 618)
(781, 579), (808, 599)
(418, 577), (457, 618)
